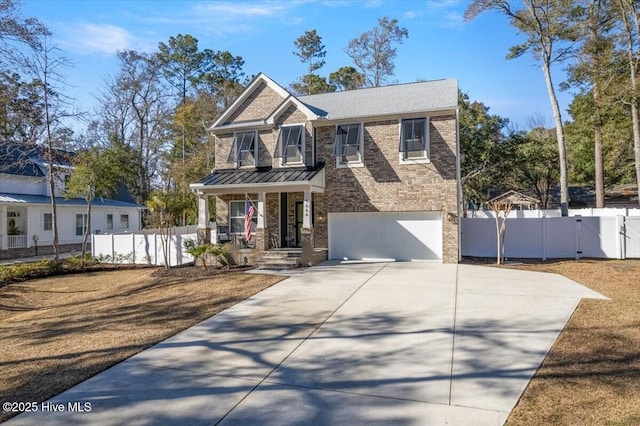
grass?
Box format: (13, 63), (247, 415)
(0, 268), (284, 423)
(505, 259), (640, 425)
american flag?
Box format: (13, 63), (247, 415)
(244, 199), (255, 241)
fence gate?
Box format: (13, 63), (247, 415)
(625, 217), (640, 258)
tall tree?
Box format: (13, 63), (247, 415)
(566, 0), (616, 207)
(94, 50), (170, 204)
(293, 29), (326, 76)
(291, 30), (331, 95)
(614, 0), (640, 206)
(345, 16), (408, 87)
(0, 0), (49, 66)
(25, 34), (78, 260)
(329, 66), (366, 91)
(465, 1), (577, 216)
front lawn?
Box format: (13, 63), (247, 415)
(506, 259), (640, 425)
(0, 268), (284, 423)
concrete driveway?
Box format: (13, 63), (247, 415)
(6, 262), (606, 425)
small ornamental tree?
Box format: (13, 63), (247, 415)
(66, 147), (119, 263)
(147, 192), (175, 269)
(488, 200), (513, 265)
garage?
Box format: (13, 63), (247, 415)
(328, 211), (443, 262)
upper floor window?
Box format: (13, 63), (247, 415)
(275, 125), (304, 164)
(333, 123), (363, 167)
(229, 131), (257, 167)
(399, 118), (429, 163)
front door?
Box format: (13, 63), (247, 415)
(295, 201), (303, 247)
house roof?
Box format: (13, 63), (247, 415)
(0, 141), (73, 177)
(191, 164), (325, 194)
(298, 78), (458, 121)
(0, 192), (142, 208)
(209, 74), (459, 133)
(488, 190), (540, 205)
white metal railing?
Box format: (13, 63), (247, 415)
(7, 235), (28, 249)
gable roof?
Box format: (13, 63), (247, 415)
(210, 73), (320, 131)
(298, 78), (458, 121)
(209, 74), (459, 132)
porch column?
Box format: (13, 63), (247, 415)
(25, 206), (31, 248)
(0, 205), (6, 250)
(257, 192), (265, 229)
(255, 192), (269, 250)
(196, 192), (211, 244)
(300, 190), (315, 265)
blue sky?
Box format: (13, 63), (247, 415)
(22, 0), (575, 131)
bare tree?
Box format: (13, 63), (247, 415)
(93, 50), (171, 204)
(24, 35), (80, 260)
(345, 16), (408, 87)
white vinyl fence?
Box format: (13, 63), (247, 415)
(462, 215), (640, 260)
(91, 223), (217, 267)
(467, 207), (640, 218)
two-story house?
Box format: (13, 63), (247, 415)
(0, 142), (143, 258)
(190, 73), (460, 264)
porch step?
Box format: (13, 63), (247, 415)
(257, 249), (302, 269)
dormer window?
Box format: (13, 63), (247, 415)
(333, 123), (363, 167)
(275, 124), (304, 164)
(229, 131), (257, 167)
(399, 118), (429, 163)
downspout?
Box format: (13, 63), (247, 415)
(456, 107), (462, 262)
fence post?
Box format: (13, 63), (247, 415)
(618, 215), (626, 260)
(541, 217), (547, 261)
(575, 217), (582, 260)
(131, 233), (136, 264)
(111, 233), (115, 261)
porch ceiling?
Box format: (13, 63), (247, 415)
(191, 164), (325, 195)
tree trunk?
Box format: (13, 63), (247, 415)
(82, 198), (92, 261)
(619, 0), (640, 206)
(542, 60), (570, 215)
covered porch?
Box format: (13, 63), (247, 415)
(190, 166), (326, 263)
(0, 204), (30, 250)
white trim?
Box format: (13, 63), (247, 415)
(234, 130), (258, 168)
(399, 117), (430, 165)
(267, 96), (319, 124)
(190, 168), (326, 195)
(277, 123), (306, 167)
(211, 73), (300, 130)
(336, 122), (365, 169)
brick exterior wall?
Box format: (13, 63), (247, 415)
(210, 80), (459, 263)
(225, 82), (284, 123)
(314, 115), (459, 263)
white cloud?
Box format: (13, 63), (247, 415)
(64, 23), (134, 56)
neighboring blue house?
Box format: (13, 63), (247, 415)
(0, 142), (143, 255)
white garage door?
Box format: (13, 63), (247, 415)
(328, 211), (442, 262)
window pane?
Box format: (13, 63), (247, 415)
(334, 124), (361, 161)
(230, 201), (244, 217)
(121, 214), (129, 229)
(230, 217), (244, 234)
(106, 214), (113, 230)
(43, 213), (52, 231)
(401, 118), (427, 156)
(75, 214), (86, 236)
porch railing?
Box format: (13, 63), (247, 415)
(7, 235), (28, 249)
